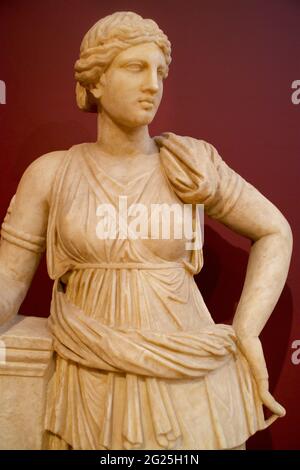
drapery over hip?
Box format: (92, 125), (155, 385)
(48, 279), (238, 379)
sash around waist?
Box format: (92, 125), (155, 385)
(49, 281), (238, 380)
(71, 261), (186, 270)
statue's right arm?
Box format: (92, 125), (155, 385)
(0, 150), (66, 326)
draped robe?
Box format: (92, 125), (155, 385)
(43, 135), (275, 449)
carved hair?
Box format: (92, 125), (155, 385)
(74, 11), (172, 113)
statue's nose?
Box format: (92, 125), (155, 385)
(142, 70), (159, 93)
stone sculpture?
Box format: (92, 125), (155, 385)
(0, 11), (293, 450)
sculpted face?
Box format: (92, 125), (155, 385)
(91, 42), (167, 128)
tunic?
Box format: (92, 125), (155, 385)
(44, 135), (273, 450)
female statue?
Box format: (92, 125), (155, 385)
(0, 11), (292, 450)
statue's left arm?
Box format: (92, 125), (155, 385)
(155, 132), (293, 418)
(210, 158), (292, 418)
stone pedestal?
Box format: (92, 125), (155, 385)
(0, 315), (54, 449)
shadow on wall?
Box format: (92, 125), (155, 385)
(196, 224), (293, 450)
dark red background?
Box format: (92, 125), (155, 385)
(0, 0), (299, 449)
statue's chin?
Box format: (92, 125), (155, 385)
(126, 112), (157, 128)
(115, 117), (155, 129)
(101, 105), (158, 129)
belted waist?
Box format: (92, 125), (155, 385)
(71, 261), (186, 270)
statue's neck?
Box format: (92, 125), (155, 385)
(95, 111), (158, 157)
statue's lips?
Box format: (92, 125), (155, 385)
(138, 99), (155, 108)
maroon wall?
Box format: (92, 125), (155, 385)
(0, 0), (299, 449)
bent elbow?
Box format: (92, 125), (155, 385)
(277, 217), (293, 254)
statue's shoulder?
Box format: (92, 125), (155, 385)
(23, 149), (67, 181)
(20, 143), (93, 206)
(161, 132), (215, 148)
(159, 132), (219, 162)
(24, 142), (86, 179)
(28, 149), (67, 170)
(18, 150), (69, 206)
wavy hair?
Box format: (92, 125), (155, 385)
(74, 11), (172, 113)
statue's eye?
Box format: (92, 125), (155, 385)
(126, 63), (143, 71)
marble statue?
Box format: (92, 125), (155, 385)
(0, 11), (293, 450)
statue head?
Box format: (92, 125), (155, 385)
(74, 11), (172, 125)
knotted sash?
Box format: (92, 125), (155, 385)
(48, 277), (237, 379)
